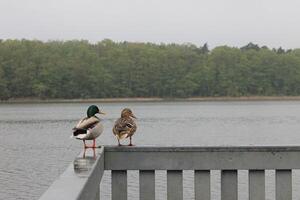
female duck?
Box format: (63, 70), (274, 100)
(113, 108), (137, 146)
(73, 105), (105, 149)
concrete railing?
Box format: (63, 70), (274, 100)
(39, 146), (300, 200)
(39, 147), (104, 200)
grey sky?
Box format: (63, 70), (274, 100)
(0, 0), (299, 49)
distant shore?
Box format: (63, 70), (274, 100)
(2, 96), (300, 103)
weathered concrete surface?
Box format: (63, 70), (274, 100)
(249, 170), (265, 200)
(139, 170), (155, 200)
(194, 170), (210, 200)
(221, 170), (237, 200)
(167, 170), (183, 200)
(39, 147), (104, 200)
(104, 145), (300, 152)
(276, 170), (292, 200)
(112, 170), (127, 200)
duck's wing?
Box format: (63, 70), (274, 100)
(126, 118), (137, 136)
(113, 118), (136, 138)
(73, 117), (100, 136)
(113, 118), (129, 132)
(75, 116), (100, 129)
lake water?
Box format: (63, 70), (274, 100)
(1, 101), (300, 200)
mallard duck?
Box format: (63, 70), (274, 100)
(113, 108), (137, 146)
(72, 105), (105, 149)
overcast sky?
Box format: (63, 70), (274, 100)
(0, 0), (299, 49)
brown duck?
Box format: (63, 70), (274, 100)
(113, 108), (137, 146)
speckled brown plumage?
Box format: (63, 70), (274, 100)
(113, 108), (137, 146)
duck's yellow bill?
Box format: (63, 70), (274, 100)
(99, 111), (106, 115)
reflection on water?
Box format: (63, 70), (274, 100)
(73, 149), (96, 177)
(1, 101), (300, 199)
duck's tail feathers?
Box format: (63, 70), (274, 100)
(75, 134), (88, 139)
(73, 128), (87, 136)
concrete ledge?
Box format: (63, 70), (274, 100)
(104, 145), (300, 152)
(39, 147), (104, 200)
(39, 146), (300, 200)
(104, 146), (300, 170)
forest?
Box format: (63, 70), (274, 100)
(0, 39), (300, 100)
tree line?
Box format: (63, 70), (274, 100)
(0, 39), (300, 100)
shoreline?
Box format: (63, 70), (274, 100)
(2, 96), (300, 103)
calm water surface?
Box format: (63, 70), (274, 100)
(1, 101), (300, 199)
